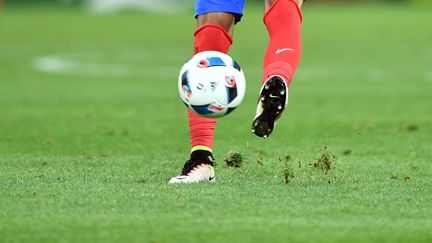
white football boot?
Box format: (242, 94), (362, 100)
(252, 75), (288, 138)
(169, 151), (215, 184)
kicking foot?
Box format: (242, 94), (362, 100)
(169, 150), (215, 184)
(251, 75), (288, 138)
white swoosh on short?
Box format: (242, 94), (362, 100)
(275, 48), (295, 54)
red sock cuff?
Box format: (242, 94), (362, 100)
(194, 23), (233, 44)
(263, 0), (302, 24)
(264, 62), (295, 85)
(193, 23), (233, 54)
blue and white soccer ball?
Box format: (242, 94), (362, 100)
(178, 51), (246, 118)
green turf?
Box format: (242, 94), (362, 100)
(1, 4), (432, 243)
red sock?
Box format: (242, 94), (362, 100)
(263, 0), (302, 86)
(188, 24), (232, 152)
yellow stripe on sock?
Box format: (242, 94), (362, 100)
(191, 146), (212, 153)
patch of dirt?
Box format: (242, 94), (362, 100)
(405, 124), (419, 132)
(281, 154), (292, 162)
(390, 175), (411, 182)
(224, 151), (244, 168)
(282, 168), (294, 184)
(342, 149), (352, 155)
(279, 154), (294, 184)
(313, 148), (335, 175)
(256, 159), (263, 166)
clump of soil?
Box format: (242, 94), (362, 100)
(224, 151), (244, 168)
(313, 148), (335, 175)
(279, 154), (294, 184)
(282, 168), (294, 184)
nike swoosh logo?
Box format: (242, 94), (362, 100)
(275, 48), (295, 54)
(269, 94), (280, 98)
(209, 176), (215, 181)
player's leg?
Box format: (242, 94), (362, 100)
(169, 0), (245, 184)
(252, 0), (304, 138)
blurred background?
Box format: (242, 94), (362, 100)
(2, 0), (432, 11)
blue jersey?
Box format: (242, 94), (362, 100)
(195, 0), (246, 23)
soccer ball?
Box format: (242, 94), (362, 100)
(178, 51), (246, 118)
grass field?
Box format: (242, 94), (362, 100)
(1, 3), (432, 242)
